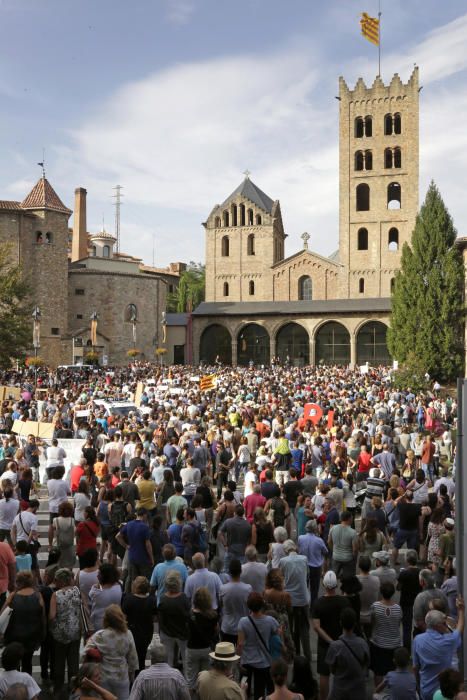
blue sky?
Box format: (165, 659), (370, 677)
(1, 0), (467, 266)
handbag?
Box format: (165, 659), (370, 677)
(0, 605), (13, 635)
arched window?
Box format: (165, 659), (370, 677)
(365, 150), (373, 170)
(36, 231), (43, 244)
(124, 304), (138, 322)
(388, 227), (399, 251)
(298, 275), (312, 301)
(387, 182), (401, 209)
(221, 235), (229, 257)
(45, 232), (52, 244)
(394, 113), (401, 134)
(315, 322), (350, 365)
(357, 321), (391, 365)
(249, 280), (255, 296)
(364, 115), (372, 137)
(237, 324), (270, 366)
(359, 277), (365, 294)
(103, 245), (110, 258)
(276, 323), (310, 366)
(384, 148), (393, 168)
(200, 324), (232, 364)
(247, 209), (254, 225)
(356, 183), (370, 211)
(355, 151), (364, 171)
(357, 228), (368, 250)
(394, 147), (402, 168)
(384, 113), (393, 135)
(91, 245), (97, 257)
(247, 234), (255, 255)
(390, 277), (395, 293)
(239, 204), (246, 226)
(231, 204), (238, 227)
(223, 282), (229, 297)
(355, 117), (364, 138)
(256, 214), (262, 225)
(214, 216), (221, 227)
(223, 210), (229, 227)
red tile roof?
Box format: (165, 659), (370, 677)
(0, 201), (22, 211)
(21, 177), (72, 214)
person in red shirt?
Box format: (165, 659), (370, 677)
(111, 466), (122, 488)
(75, 506), (100, 568)
(243, 485), (266, 523)
(357, 445), (372, 475)
(421, 435), (436, 482)
(70, 458), (86, 494)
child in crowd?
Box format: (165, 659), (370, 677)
(15, 540), (32, 572)
(373, 647), (418, 700)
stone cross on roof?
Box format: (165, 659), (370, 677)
(243, 169), (251, 180)
(301, 231), (310, 249)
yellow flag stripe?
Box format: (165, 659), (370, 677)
(360, 12), (380, 45)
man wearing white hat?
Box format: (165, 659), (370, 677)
(197, 642), (243, 700)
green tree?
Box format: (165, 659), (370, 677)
(0, 245), (30, 368)
(388, 182), (464, 381)
(167, 262), (205, 312)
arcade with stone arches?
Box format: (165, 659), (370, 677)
(196, 317), (391, 367)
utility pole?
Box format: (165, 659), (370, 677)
(112, 185), (124, 253)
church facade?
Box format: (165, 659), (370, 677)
(192, 68), (421, 367)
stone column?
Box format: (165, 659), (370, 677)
(310, 338), (316, 366)
(350, 332), (357, 368)
(231, 339), (238, 367)
(269, 337), (276, 365)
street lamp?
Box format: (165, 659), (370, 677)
(32, 306), (41, 388)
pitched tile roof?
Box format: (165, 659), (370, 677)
(0, 201), (22, 211)
(221, 177), (275, 214)
(21, 177), (72, 214)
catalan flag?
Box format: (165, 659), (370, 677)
(360, 12), (379, 46)
(200, 374), (216, 391)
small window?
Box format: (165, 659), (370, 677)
(76, 314), (83, 320)
(36, 231), (43, 244)
(231, 204), (238, 227)
(51, 327), (59, 336)
(356, 183), (370, 211)
(75, 289), (85, 296)
(364, 116), (372, 137)
(355, 117), (364, 138)
(357, 228), (368, 250)
(240, 204), (246, 226)
(355, 151), (364, 171)
(168, 284), (174, 294)
(103, 245), (110, 258)
(365, 150), (373, 170)
(214, 216), (221, 227)
(298, 275), (312, 301)
(256, 214), (262, 225)
(223, 210), (229, 227)
(247, 234), (255, 255)
(384, 113), (393, 135)
(91, 245), (97, 257)
(394, 113), (401, 134)
(394, 147), (402, 168)
(388, 227), (399, 251)
(45, 232), (52, 244)
(359, 278), (365, 294)
(223, 282), (229, 297)
(249, 280), (255, 296)
(221, 235), (229, 257)
(387, 182), (401, 210)
(384, 148), (393, 169)
(247, 209), (254, 225)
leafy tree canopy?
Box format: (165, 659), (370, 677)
(0, 245), (31, 368)
(167, 261), (205, 313)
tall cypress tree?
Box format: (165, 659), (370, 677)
(388, 182), (464, 381)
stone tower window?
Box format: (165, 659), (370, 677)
(223, 282), (229, 297)
(223, 210), (229, 227)
(247, 234), (255, 256)
(384, 113), (393, 135)
(221, 236), (230, 257)
(394, 147), (402, 168)
(231, 204), (238, 226)
(388, 228), (399, 251)
(214, 216), (221, 227)
(45, 232), (52, 244)
(364, 116), (372, 137)
(247, 209), (254, 225)
(298, 275), (312, 301)
(359, 278), (365, 294)
(364, 150), (373, 170)
(394, 113), (401, 134)
(249, 280), (255, 296)
(355, 151), (364, 171)
(103, 245), (110, 258)
(387, 183), (401, 209)
(384, 148), (393, 168)
(239, 204), (246, 226)
(384, 113), (402, 136)
(357, 228), (368, 250)
(256, 214), (262, 225)
(36, 231), (43, 244)
(355, 117), (364, 138)
(356, 183), (370, 211)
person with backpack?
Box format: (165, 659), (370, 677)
(264, 493), (290, 535)
(325, 607), (369, 700)
(182, 508), (202, 565)
(108, 485), (132, 565)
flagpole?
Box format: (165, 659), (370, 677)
(378, 0), (382, 77)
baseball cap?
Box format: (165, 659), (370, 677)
(323, 571), (338, 589)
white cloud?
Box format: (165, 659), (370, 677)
(60, 12), (467, 265)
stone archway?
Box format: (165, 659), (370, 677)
(276, 322), (310, 366)
(199, 324), (232, 364)
(237, 323), (270, 366)
(356, 321), (391, 365)
(315, 321), (351, 365)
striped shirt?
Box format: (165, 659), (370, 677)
(370, 601), (402, 648)
(129, 663), (190, 700)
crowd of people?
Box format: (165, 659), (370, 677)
(0, 361), (462, 700)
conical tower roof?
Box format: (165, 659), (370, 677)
(221, 176), (275, 214)
(21, 177), (71, 214)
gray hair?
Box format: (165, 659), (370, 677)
(425, 610), (446, 629)
(274, 526), (288, 543)
(149, 643), (168, 664)
(192, 552), (205, 569)
(245, 545), (257, 562)
(419, 569), (436, 589)
(165, 570), (182, 593)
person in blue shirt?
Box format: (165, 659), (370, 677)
(150, 542), (188, 604)
(290, 441), (304, 474)
(412, 598), (465, 700)
(117, 507), (154, 592)
(374, 646), (418, 699)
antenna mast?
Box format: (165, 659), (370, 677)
(112, 185), (124, 253)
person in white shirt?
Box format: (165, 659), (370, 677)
(434, 470), (455, 498)
(47, 466), (71, 524)
(151, 457), (170, 485)
(12, 501), (39, 547)
(45, 438), (67, 480)
(104, 434), (124, 469)
(180, 459), (201, 504)
(243, 464), (258, 498)
(0, 641), (41, 700)
(0, 463), (18, 489)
